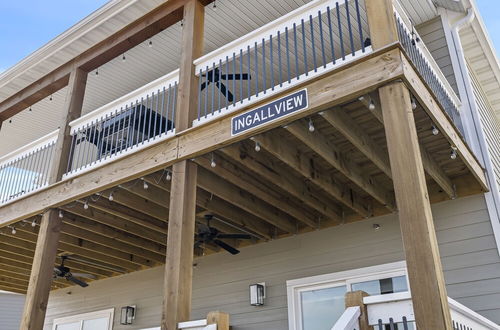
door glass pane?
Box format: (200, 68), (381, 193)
(351, 275), (407, 295)
(300, 285), (347, 330)
(82, 317), (109, 330)
(56, 322), (80, 330)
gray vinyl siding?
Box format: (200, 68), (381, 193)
(468, 61), (500, 189)
(417, 16), (459, 96)
(0, 292), (25, 330)
(44, 195), (500, 329)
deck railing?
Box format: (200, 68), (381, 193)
(63, 69), (179, 177)
(0, 130), (57, 205)
(193, 0), (371, 125)
(393, 1), (464, 136)
(333, 291), (500, 330)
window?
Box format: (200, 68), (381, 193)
(52, 308), (114, 330)
(287, 261), (408, 330)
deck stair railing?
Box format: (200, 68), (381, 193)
(193, 0), (371, 125)
(333, 291), (500, 330)
(393, 2), (464, 136)
(64, 69), (179, 177)
(0, 130), (57, 205)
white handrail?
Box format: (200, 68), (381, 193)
(449, 297), (500, 330)
(70, 68), (179, 133)
(331, 306), (361, 330)
(0, 129), (58, 166)
(178, 319), (217, 330)
(193, 0), (340, 72)
(393, 2), (461, 109)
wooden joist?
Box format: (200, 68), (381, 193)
(253, 130), (372, 217)
(197, 166), (297, 233)
(285, 118), (396, 211)
(358, 93), (456, 198)
(195, 154), (319, 228)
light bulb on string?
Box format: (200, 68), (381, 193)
(148, 40), (153, 48)
(83, 200), (89, 210)
(210, 154), (216, 168)
(368, 101), (375, 110)
(166, 171), (172, 181)
(58, 210), (64, 218)
(431, 125), (439, 136)
(11, 227), (16, 235)
(122, 54), (126, 62)
(308, 118), (315, 132)
(108, 193), (114, 201)
(450, 147), (457, 160)
(254, 141), (261, 152)
(31, 219), (37, 227)
(411, 98), (417, 110)
(142, 178), (149, 190)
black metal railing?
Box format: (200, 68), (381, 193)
(196, 0), (370, 122)
(395, 15), (465, 136)
(0, 139), (55, 204)
(376, 317), (415, 330)
(66, 82), (177, 175)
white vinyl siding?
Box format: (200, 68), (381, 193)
(0, 292), (25, 330)
(417, 16), (459, 96)
(44, 195), (500, 329)
(468, 61), (500, 189)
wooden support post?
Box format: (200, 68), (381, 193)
(207, 311), (230, 330)
(345, 291), (369, 330)
(379, 81), (452, 329)
(161, 0), (204, 329)
(365, 0), (398, 49)
(20, 67), (88, 330)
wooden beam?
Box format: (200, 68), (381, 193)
(253, 130), (372, 217)
(401, 54), (488, 191)
(365, 0), (398, 49)
(0, 47), (403, 227)
(378, 81), (452, 329)
(359, 93), (457, 199)
(162, 0), (204, 328)
(285, 119), (396, 211)
(220, 143), (343, 222)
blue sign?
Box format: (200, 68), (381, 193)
(231, 89), (308, 136)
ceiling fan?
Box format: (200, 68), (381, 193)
(53, 256), (95, 288)
(195, 215), (252, 255)
(200, 68), (251, 102)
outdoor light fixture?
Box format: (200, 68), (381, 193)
(120, 305), (136, 325)
(249, 283), (265, 306)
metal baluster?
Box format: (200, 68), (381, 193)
(204, 66), (209, 117)
(218, 59), (222, 112)
(153, 92), (158, 139)
(198, 69), (202, 121)
(240, 49), (244, 104)
(40, 143), (51, 186)
(147, 95), (152, 141)
(83, 122), (92, 166)
(293, 23), (299, 79)
(301, 19), (308, 76)
(389, 318), (395, 330)
(75, 127), (84, 171)
(141, 97), (148, 144)
(225, 55), (229, 109)
(173, 81), (178, 127)
(327, 7), (336, 64)
(0, 164), (6, 203)
(129, 101), (138, 148)
(255, 41), (259, 96)
(166, 84), (172, 133)
(278, 30), (283, 87)
(119, 106), (126, 153)
(402, 316), (409, 330)
(355, 0), (365, 52)
(211, 62), (216, 115)
(32, 148), (43, 191)
(262, 38), (267, 93)
(247, 45), (251, 100)
(345, 0), (355, 56)
(270, 34), (275, 90)
(66, 133), (76, 174)
(309, 15), (317, 72)
(378, 319), (383, 330)
(8, 158), (20, 200)
(18, 153), (29, 197)
(285, 27), (291, 83)
(24, 151), (36, 193)
(337, 2), (345, 60)
(159, 88), (166, 134)
(109, 110), (118, 157)
(318, 10), (326, 68)
(232, 52), (236, 106)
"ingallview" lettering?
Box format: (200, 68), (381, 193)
(231, 89), (308, 136)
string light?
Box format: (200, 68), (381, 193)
(308, 118), (315, 132)
(11, 227), (16, 235)
(166, 171), (172, 181)
(411, 98), (417, 110)
(58, 210), (64, 218)
(9, 119), (12, 123)
(50, 94), (53, 101)
(450, 147), (458, 160)
(95, 68), (99, 75)
(31, 219), (37, 227)
(180, 19), (184, 27)
(368, 100), (375, 110)
(213, 0), (217, 9)
(108, 192), (114, 201)
(210, 154), (216, 168)
(29, 107), (32, 112)
(142, 178), (149, 190)
(122, 54), (126, 62)
(148, 40), (153, 48)
(254, 141), (261, 152)
(83, 200), (89, 210)
(431, 125), (439, 136)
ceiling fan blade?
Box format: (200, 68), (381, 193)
(66, 275), (89, 288)
(71, 273), (96, 279)
(197, 221), (211, 234)
(222, 73), (250, 80)
(214, 239), (240, 255)
(217, 82), (234, 102)
(53, 267), (63, 277)
(217, 233), (252, 240)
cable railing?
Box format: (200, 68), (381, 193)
(193, 0), (371, 125)
(64, 70), (179, 177)
(393, 4), (464, 136)
(0, 130), (57, 205)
